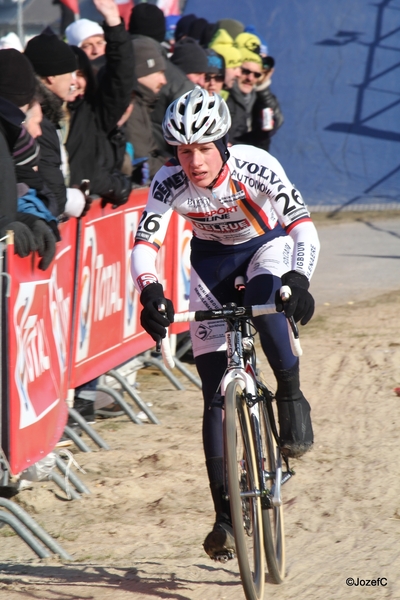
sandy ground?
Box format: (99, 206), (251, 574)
(1, 213), (400, 600)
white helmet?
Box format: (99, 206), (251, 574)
(162, 87), (231, 145)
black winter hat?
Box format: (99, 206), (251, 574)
(188, 18), (218, 48)
(170, 37), (208, 75)
(24, 27), (77, 76)
(128, 4), (166, 43)
(0, 49), (36, 107)
(175, 14), (197, 42)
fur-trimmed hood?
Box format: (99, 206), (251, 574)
(35, 77), (64, 126)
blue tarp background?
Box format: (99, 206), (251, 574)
(184, 0), (400, 208)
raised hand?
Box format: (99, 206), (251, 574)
(92, 0), (121, 27)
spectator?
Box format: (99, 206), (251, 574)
(250, 55), (284, 152)
(129, 3), (194, 162)
(216, 18), (244, 40)
(126, 37), (167, 184)
(65, 18), (106, 60)
(209, 29), (243, 99)
(229, 33), (284, 151)
(170, 37), (208, 87)
(225, 41), (264, 145)
(24, 29), (87, 218)
(25, 0), (133, 217)
(174, 13), (197, 43)
(0, 49), (56, 268)
(187, 17), (218, 48)
(203, 49), (225, 96)
(68, 45), (132, 207)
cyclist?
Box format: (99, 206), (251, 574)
(131, 87), (320, 560)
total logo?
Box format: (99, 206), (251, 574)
(76, 224), (123, 361)
(13, 274), (64, 428)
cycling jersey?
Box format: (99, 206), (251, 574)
(131, 144), (320, 291)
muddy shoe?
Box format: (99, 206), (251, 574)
(277, 394), (313, 459)
(203, 521), (236, 562)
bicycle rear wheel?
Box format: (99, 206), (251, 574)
(260, 399), (285, 583)
(224, 381), (265, 600)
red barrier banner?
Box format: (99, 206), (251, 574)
(70, 191), (173, 388)
(6, 219), (77, 474)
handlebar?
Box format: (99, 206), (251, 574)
(159, 286), (303, 369)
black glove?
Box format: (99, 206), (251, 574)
(101, 172), (132, 209)
(275, 270), (315, 325)
(5, 221), (37, 258)
(140, 282), (175, 344)
(31, 220), (57, 271)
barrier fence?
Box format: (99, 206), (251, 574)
(1, 189), (190, 476)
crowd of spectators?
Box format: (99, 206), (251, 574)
(0, 0), (284, 437)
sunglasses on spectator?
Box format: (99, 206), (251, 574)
(205, 73), (225, 83)
(241, 67), (262, 79)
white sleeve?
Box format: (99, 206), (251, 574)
(130, 242), (159, 293)
(288, 220), (320, 281)
(130, 171), (175, 292)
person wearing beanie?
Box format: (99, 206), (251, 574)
(209, 29), (243, 93)
(244, 24), (268, 56)
(235, 32), (262, 55)
(126, 37), (167, 185)
(175, 13), (197, 42)
(24, 0), (133, 222)
(226, 42), (263, 144)
(129, 6), (194, 165)
(128, 3), (166, 44)
(216, 18), (244, 41)
(188, 17), (218, 48)
(227, 38), (284, 152)
(171, 37), (208, 86)
(0, 49), (57, 267)
(203, 49), (225, 96)
(65, 18), (106, 60)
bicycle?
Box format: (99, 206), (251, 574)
(160, 279), (302, 600)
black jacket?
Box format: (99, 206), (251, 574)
(67, 21), (134, 196)
(37, 21), (134, 216)
(0, 98), (21, 230)
(226, 81), (284, 152)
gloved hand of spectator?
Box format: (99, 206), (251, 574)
(140, 282), (175, 344)
(101, 173), (131, 209)
(31, 220), (57, 271)
(275, 270), (315, 325)
(4, 221), (37, 258)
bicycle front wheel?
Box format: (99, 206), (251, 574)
(260, 400), (285, 583)
(224, 381), (265, 600)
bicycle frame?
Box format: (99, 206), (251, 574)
(219, 308), (293, 510)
